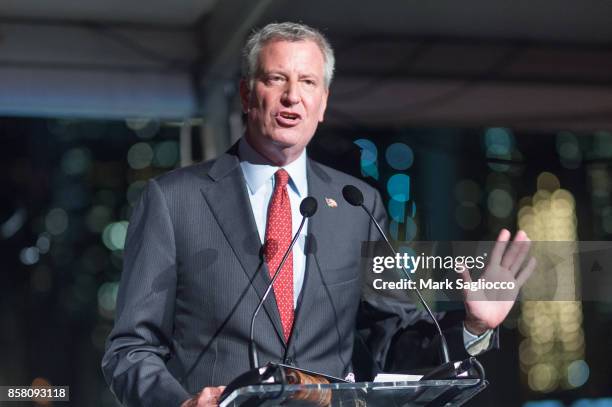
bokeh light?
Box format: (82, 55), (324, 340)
(387, 174), (410, 202)
(404, 217), (417, 241)
(354, 139), (379, 180)
(354, 139), (377, 166)
(567, 360), (590, 388)
(528, 363), (558, 393)
(97, 282), (119, 319)
(60, 147), (92, 176)
(31, 377), (52, 405)
(153, 141), (179, 168)
(127, 143), (154, 170)
(388, 198), (406, 223)
(519, 179), (583, 393)
(36, 233), (51, 254)
(31, 377), (51, 387)
(102, 221), (129, 251)
(454, 179), (481, 203)
(556, 131), (582, 169)
(487, 188), (514, 218)
(485, 127), (514, 152)
(126, 118), (160, 139)
(385, 143), (414, 170)
(588, 165), (610, 201)
(537, 172), (561, 192)
(20, 247), (40, 265)
(45, 208), (68, 235)
(592, 131), (612, 159)
(485, 128), (514, 172)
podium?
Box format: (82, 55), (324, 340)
(219, 378), (488, 406)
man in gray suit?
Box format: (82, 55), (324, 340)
(102, 22), (535, 407)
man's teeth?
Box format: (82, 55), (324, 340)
(280, 112), (298, 119)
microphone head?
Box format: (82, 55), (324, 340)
(300, 197), (318, 218)
(342, 185), (364, 207)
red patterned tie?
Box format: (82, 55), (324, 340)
(264, 169), (294, 341)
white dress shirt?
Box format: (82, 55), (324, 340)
(237, 137), (491, 353)
(239, 138), (308, 308)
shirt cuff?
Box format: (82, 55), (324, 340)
(463, 323), (494, 356)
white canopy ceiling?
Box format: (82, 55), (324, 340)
(0, 0), (218, 25)
(0, 0), (610, 130)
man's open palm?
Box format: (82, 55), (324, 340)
(463, 229), (537, 335)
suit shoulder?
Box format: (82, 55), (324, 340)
(310, 160), (381, 198)
(151, 159), (216, 192)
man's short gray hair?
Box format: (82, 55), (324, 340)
(241, 22), (335, 89)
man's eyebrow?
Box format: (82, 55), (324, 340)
(257, 70), (321, 80)
(259, 70), (286, 76)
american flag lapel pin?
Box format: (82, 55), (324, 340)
(325, 197), (338, 208)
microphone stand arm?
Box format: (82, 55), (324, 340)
(360, 204), (451, 364)
(249, 216), (307, 369)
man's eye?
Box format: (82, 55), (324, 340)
(303, 79), (316, 86)
(268, 75), (284, 83)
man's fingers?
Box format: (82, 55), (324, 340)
(461, 266), (472, 283)
(499, 230), (525, 269)
(490, 229), (511, 265)
(500, 230), (531, 272)
(197, 386), (226, 407)
(515, 257), (537, 287)
(509, 238), (531, 275)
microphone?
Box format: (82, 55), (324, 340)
(299, 196), (318, 218)
(249, 196), (318, 369)
(342, 185), (451, 364)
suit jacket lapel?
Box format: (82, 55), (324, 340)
(201, 148), (286, 345)
(292, 160), (338, 338)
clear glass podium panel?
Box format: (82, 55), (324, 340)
(220, 379), (487, 407)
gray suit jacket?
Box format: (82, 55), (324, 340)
(102, 146), (482, 406)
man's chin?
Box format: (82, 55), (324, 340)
(268, 132), (306, 150)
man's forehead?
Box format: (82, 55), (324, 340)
(257, 39), (325, 73)
(261, 38), (322, 52)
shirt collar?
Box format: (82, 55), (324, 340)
(238, 137), (308, 197)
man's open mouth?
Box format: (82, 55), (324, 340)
(279, 111), (301, 119)
(275, 111), (302, 126)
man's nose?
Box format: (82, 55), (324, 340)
(282, 81), (300, 105)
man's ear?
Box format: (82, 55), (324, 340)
(239, 79), (250, 113)
(318, 88), (329, 122)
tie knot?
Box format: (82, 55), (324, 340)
(275, 169), (290, 188)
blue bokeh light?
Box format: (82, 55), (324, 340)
(388, 198), (406, 223)
(354, 139), (379, 180)
(385, 143), (414, 170)
(387, 174), (410, 202)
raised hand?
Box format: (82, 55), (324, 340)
(463, 229), (536, 335)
